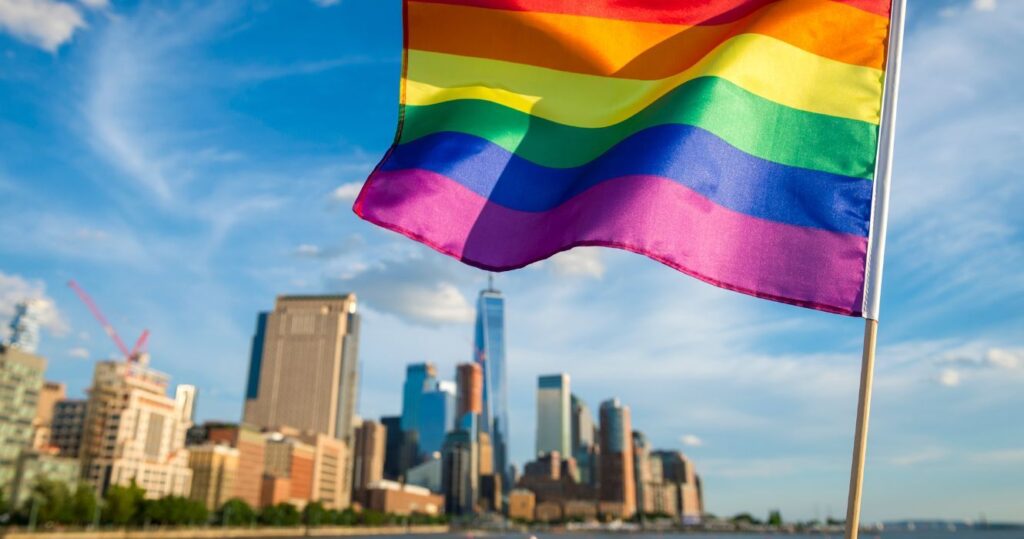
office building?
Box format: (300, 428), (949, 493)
(417, 380), (456, 456)
(262, 429), (351, 509)
(79, 356), (194, 498)
(599, 398), (636, 518)
(50, 399), (87, 458)
(6, 300), (45, 354)
(536, 374), (571, 458)
(193, 423), (266, 508)
(363, 480), (444, 516)
(508, 489), (536, 521)
(188, 444), (239, 511)
(401, 363), (437, 432)
(10, 449), (80, 507)
(380, 416), (403, 480)
(571, 394), (598, 486)
(474, 283), (510, 490)
(455, 362), (482, 424)
(653, 450), (704, 524)
(31, 381), (65, 450)
(352, 420), (386, 501)
(0, 345), (45, 496)
(243, 295), (361, 441)
(405, 454), (442, 493)
(441, 429), (477, 515)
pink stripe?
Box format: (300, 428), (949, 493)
(355, 169), (867, 315)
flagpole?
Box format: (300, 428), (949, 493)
(844, 0), (906, 537)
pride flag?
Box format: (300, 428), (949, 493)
(355, 0), (895, 316)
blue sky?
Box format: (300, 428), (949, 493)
(1, 0), (1022, 523)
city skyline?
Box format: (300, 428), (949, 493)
(0, 0), (1021, 523)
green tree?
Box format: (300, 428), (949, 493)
(217, 498), (255, 526)
(102, 482), (146, 526)
(68, 485), (97, 526)
(731, 512), (762, 525)
(23, 478), (72, 525)
(259, 503), (300, 526)
(768, 510), (783, 526)
(302, 501), (327, 526)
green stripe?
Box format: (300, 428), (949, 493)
(400, 76), (879, 179)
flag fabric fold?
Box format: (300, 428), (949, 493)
(355, 0), (894, 316)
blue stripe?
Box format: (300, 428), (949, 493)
(379, 125), (872, 236)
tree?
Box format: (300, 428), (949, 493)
(23, 478), (72, 525)
(768, 510), (783, 527)
(731, 512), (762, 525)
(68, 485), (97, 526)
(302, 501), (327, 527)
(217, 498), (255, 526)
(102, 482), (146, 526)
(259, 503), (300, 526)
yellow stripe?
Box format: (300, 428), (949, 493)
(404, 33), (884, 127)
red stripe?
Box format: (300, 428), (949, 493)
(409, 0), (891, 25)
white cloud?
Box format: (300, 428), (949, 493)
(0, 271), (68, 340)
(550, 248), (605, 279)
(330, 182), (363, 203)
(937, 368), (961, 387)
(969, 448), (1024, 464)
(311, 0), (340, 6)
(67, 347), (90, 359)
(295, 244), (321, 258)
(973, 0), (997, 11)
(0, 0), (85, 52)
(680, 434), (704, 448)
(889, 447), (950, 466)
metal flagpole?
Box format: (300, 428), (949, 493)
(845, 0), (907, 537)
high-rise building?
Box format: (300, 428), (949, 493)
(570, 394), (598, 486)
(262, 429), (352, 510)
(401, 363), (437, 432)
(31, 381), (65, 450)
(536, 374), (571, 458)
(652, 450), (704, 524)
(188, 444), (239, 511)
(243, 295), (361, 441)
(195, 423), (266, 508)
(417, 380), (456, 456)
(474, 283), (510, 490)
(0, 345), (46, 497)
(599, 398), (635, 518)
(80, 356), (193, 498)
(6, 300), (46, 354)
(455, 362), (482, 424)
(10, 450), (80, 507)
(352, 420), (386, 500)
(51, 399), (87, 458)
(441, 429), (477, 516)
(380, 416), (403, 480)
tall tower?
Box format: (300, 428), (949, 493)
(401, 363), (438, 432)
(570, 394), (598, 486)
(536, 374), (570, 457)
(599, 398), (636, 518)
(473, 281), (510, 491)
(243, 294), (360, 441)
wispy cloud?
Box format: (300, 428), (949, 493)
(67, 347), (90, 359)
(550, 248), (605, 279)
(0, 270), (67, 340)
(0, 0), (86, 52)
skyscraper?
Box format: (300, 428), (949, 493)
(243, 295), (360, 441)
(441, 429), (477, 515)
(599, 398), (636, 518)
(455, 362), (482, 424)
(401, 363), (438, 432)
(6, 300), (45, 354)
(474, 282), (510, 490)
(536, 374), (571, 458)
(80, 356), (193, 497)
(352, 420), (386, 499)
(380, 416), (403, 480)
(0, 345), (45, 495)
(570, 394), (598, 486)
(417, 380), (456, 456)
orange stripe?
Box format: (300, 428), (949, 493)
(408, 0), (888, 79)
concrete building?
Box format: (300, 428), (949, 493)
(653, 450), (704, 524)
(243, 295), (361, 441)
(352, 420), (386, 501)
(192, 423), (266, 508)
(536, 374), (571, 459)
(262, 430), (352, 510)
(0, 345), (45, 497)
(31, 381), (65, 450)
(50, 399), (87, 458)
(455, 362), (482, 424)
(599, 398), (635, 518)
(10, 449), (80, 507)
(79, 356), (193, 498)
(507, 488), (536, 521)
(570, 394), (598, 486)
(188, 444), (239, 511)
(363, 480), (444, 516)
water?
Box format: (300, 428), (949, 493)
(324, 532), (1023, 539)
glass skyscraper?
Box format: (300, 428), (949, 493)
(417, 380), (456, 455)
(474, 282), (510, 491)
(401, 363), (438, 432)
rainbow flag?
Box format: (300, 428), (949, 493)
(355, 0), (895, 316)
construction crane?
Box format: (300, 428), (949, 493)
(68, 280), (149, 363)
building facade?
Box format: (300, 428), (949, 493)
(79, 357), (193, 498)
(188, 444), (239, 511)
(455, 362), (482, 425)
(380, 416), (403, 481)
(400, 363), (437, 433)
(352, 420), (386, 501)
(50, 399), (87, 458)
(31, 381), (65, 450)
(474, 285), (510, 491)
(536, 374), (571, 458)
(441, 429), (477, 515)
(243, 295), (361, 441)
(599, 398), (635, 518)
(10, 449), (80, 507)
(570, 394), (598, 486)
(0, 345), (45, 497)
(416, 381), (455, 456)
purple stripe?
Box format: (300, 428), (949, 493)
(355, 169), (867, 315)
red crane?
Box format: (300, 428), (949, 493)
(68, 280), (149, 363)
